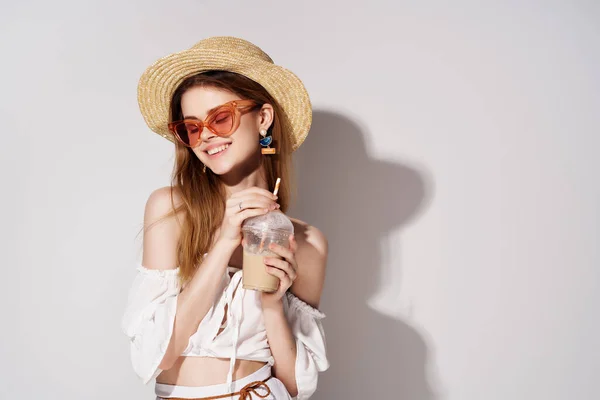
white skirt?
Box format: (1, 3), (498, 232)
(155, 364), (292, 399)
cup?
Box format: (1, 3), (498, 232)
(241, 210), (294, 292)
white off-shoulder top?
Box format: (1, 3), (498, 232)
(121, 261), (329, 400)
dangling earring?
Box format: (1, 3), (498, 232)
(259, 129), (276, 155)
(202, 163), (207, 173)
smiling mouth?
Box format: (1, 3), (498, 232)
(206, 143), (230, 156)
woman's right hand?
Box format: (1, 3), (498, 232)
(217, 187), (280, 246)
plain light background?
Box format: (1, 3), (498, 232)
(2, 1), (598, 399)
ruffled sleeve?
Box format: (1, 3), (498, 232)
(284, 291), (330, 400)
(121, 264), (181, 384)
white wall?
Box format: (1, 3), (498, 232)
(2, 1), (598, 399)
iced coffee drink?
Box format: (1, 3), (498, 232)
(241, 209), (294, 292)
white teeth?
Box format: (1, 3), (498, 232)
(207, 144), (229, 155)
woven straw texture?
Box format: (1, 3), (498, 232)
(137, 36), (312, 151)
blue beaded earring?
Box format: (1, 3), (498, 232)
(260, 129), (276, 154)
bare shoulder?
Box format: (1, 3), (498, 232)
(290, 218), (328, 256)
(145, 186), (185, 220)
(289, 217), (328, 308)
(142, 186), (185, 270)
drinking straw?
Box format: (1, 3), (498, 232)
(273, 177), (281, 196)
(258, 178), (281, 253)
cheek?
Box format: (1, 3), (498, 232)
(233, 124), (259, 149)
(192, 147), (204, 161)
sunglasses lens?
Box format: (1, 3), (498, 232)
(209, 110), (234, 136)
(173, 122), (201, 147)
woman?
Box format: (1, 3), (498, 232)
(121, 36), (330, 400)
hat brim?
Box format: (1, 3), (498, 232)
(137, 47), (311, 152)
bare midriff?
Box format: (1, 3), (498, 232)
(156, 356), (267, 386)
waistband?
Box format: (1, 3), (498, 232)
(155, 363), (272, 399)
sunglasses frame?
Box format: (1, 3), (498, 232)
(168, 99), (261, 148)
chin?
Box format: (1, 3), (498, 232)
(204, 157), (240, 175)
(197, 154), (234, 175)
(208, 165), (234, 175)
(204, 150), (258, 176)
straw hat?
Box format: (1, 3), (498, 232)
(137, 36), (312, 152)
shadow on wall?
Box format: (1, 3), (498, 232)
(288, 110), (440, 400)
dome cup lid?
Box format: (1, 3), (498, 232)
(241, 210), (294, 234)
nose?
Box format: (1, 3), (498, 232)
(198, 124), (217, 146)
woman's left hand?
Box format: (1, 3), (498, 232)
(261, 234), (298, 309)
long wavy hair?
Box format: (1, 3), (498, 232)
(150, 70), (296, 287)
